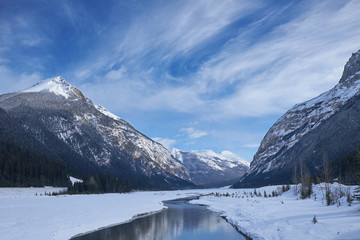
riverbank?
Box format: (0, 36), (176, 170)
(0, 184), (359, 240)
(191, 183), (360, 240)
(0, 188), (209, 240)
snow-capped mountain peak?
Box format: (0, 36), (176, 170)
(251, 80), (360, 175)
(238, 50), (360, 187)
(3, 77), (193, 188)
(22, 76), (84, 100)
(171, 148), (249, 186)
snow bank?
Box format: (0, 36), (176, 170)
(1, 184), (359, 240)
(0, 188), (209, 240)
(191, 184), (360, 240)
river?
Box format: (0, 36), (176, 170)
(71, 197), (250, 240)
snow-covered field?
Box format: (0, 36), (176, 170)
(192, 184), (360, 240)
(0, 184), (359, 240)
(0, 187), (209, 240)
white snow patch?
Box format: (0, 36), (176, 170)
(220, 150), (250, 167)
(69, 177), (83, 185)
(263, 160), (272, 173)
(95, 105), (121, 121)
(171, 148), (184, 163)
(0, 187), (66, 198)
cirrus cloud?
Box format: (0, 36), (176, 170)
(180, 127), (208, 139)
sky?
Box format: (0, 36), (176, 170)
(1, 0), (360, 162)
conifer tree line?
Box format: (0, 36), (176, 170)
(67, 174), (132, 194)
(0, 140), (71, 187)
(292, 151), (360, 189)
(291, 149), (360, 202)
(0, 140), (132, 194)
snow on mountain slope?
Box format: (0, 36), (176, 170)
(2, 77), (191, 188)
(186, 149), (250, 169)
(220, 150), (250, 167)
(243, 49), (360, 182)
(22, 76), (79, 99)
(171, 148), (249, 186)
(95, 105), (122, 121)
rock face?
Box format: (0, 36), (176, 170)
(0, 77), (193, 189)
(235, 50), (360, 188)
(171, 148), (249, 187)
(339, 51), (360, 83)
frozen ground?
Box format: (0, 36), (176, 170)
(0, 184), (359, 240)
(0, 187), (210, 240)
(192, 183), (360, 240)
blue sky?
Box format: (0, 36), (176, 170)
(1, 0), (360, 162)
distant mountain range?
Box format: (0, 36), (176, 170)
(171, 148), (249, 187)
(235, 49), (360, 187)
(0, 77), (193, 189)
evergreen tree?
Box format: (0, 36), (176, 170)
(312, 215), (317, 224)
(354, 186), (360, 201)
(0, 140), (71, 187)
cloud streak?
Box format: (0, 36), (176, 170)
(192, 0), (360, 118)
(1, 0), (360, 160)
(71, 0), (360, 121)
(180, 127), (208, 139)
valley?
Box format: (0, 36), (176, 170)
(1, 1), (360, 239)
(0, 185), (359, 240)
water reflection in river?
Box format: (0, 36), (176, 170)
(72, 198), (248, 240)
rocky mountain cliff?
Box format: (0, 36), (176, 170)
(235, 50), (360, 187)
(0, 77), (193, 189)
(171, 148), (249, 187)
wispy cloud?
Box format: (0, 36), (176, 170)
(193, 0), (360, 118)
(112, 1), (258, 62)
(180, 127), (208, 139)
(70, 2), (254, 115)
(74, 0), (360, 121)
(1, 0), (360, 160)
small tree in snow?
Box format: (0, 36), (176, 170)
(326, 188), (334, 206)
(292, 163), (299, 195)
(312, 215), (318, 224)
